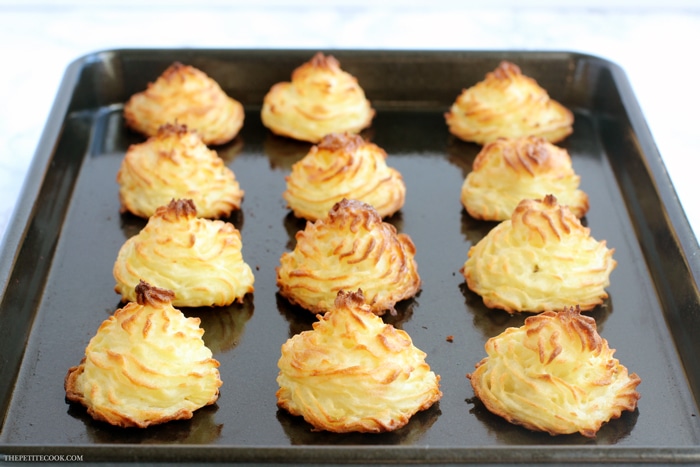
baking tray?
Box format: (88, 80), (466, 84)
(1, 49), (700, 465)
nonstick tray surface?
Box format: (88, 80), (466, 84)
(1, 49), (699, 464)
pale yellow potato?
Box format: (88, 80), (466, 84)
(65, 281), (222, 428)
(276, 199), (420, 315)
(284, 133), (405, 220)
(277, 290), (442, 433)
(462, 195), (615, 313)
(468, 306), (641, 437)
(461, 136), (588, 221)
(261, 53), (375, 143)
(445, 61), (573, 145)
(124, 62), (244, 145)
(113, 199), (254, 307)
(117, 123), (244, 219)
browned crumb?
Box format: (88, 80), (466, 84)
(135, 280), (175, 306)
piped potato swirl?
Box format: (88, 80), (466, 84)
(461, 136), (588, 221)
(468, 306), (641, 437)
(276, 290), (442, 433)
(261, 52), (375, 143)
(114, 199), (254, 307)
(117, 123), (244, 219)
(445, 61), (573, 145)
(124, 62), (244, 146)
(283, 133), (405, 220)
(462, 195), (615, 313)
(276, 199), (420, 315)
(65, 281), (222, 428)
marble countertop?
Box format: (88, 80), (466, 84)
(1, 3), (698, 249)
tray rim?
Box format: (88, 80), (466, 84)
(1, 47), (700, 464)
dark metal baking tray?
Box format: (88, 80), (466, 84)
(1, 49), (699, 465)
